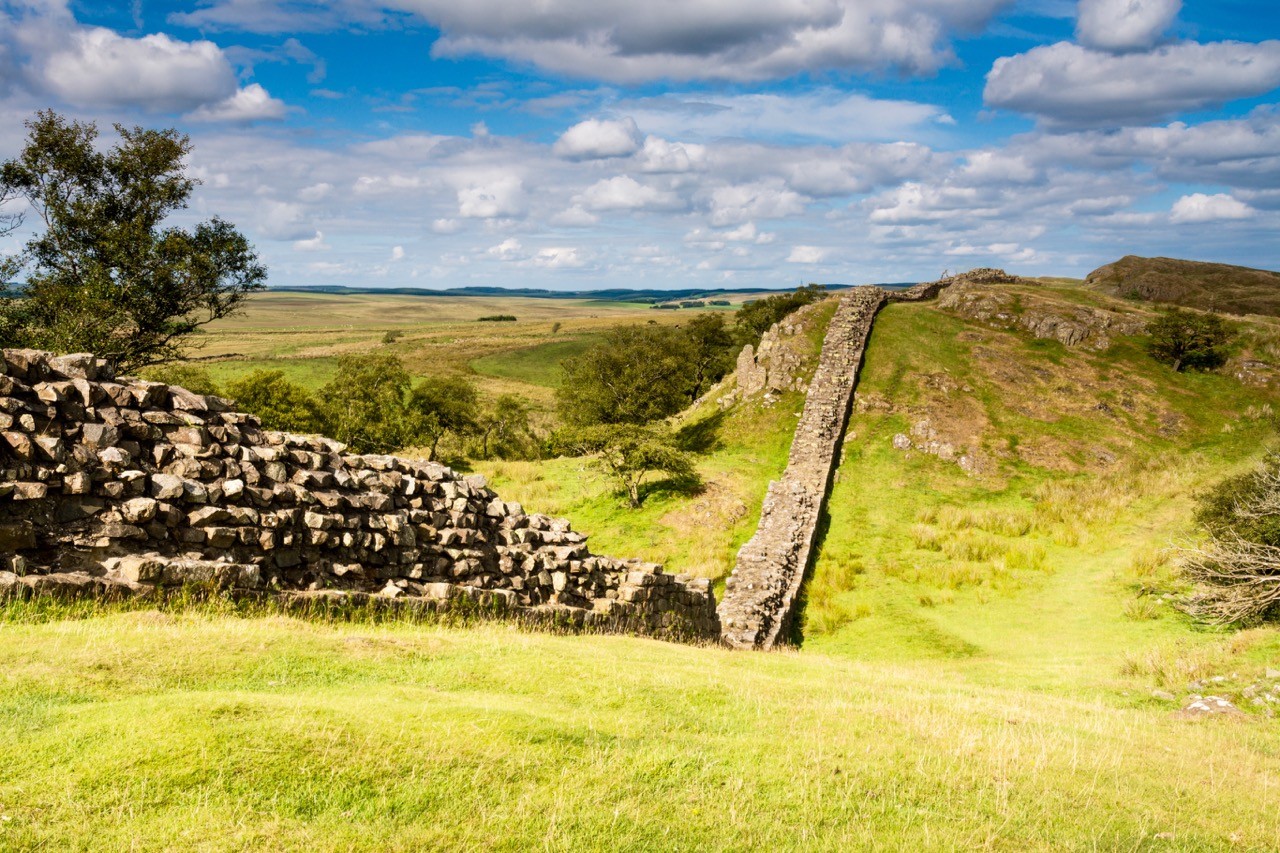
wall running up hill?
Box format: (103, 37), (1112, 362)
(717, 272), (998, 649)
(0, 350), (719, 641)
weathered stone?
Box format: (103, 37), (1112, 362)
(118, 497), (159, 523)
(150, 473), (184, 500)
(11, 482), (48, 500)
(80, 423), (120, 449)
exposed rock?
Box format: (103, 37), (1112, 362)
(1177, 696), (1246, 719)
(937, 279), (1145, 350)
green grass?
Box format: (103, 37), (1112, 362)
(3, 611), (1280, 850)
(469, 335), (600, 389)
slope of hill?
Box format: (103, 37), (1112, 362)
(1086, 255), (1280, 316)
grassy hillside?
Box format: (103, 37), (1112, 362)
(8, 280), (1280, 848)
(1086, 255), (1280, 316)
(477, 300), (839, 584)
(803, 281), (1280, 699)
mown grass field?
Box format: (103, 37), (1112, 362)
(9, 282), (1280, 849)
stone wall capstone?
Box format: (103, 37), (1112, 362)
(0, 349), (719, 641)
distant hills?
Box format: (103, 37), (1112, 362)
(1085, 255), (1280, 317)
(268, 283), (916, 303)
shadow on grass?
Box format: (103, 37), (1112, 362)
(632, 472), (706, 507)
(676, 409), (727, 454)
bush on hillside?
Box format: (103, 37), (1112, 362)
(557, 324), (697, 426)
(733, 283), (825, 345)
(478, 314), (517, 322)
(554, 423), (700, 507)
(224, 370), (325, 435)
(142, 364), (222, 397)
(1146, 307), (1232, 372)
(1182, 452), (1280, 624)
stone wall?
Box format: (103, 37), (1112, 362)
(0, 349), (719, 641)
(717, 287), (887, 649)
(718, 274), (970, 649)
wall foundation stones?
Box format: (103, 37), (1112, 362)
(0, 349), (719, 642)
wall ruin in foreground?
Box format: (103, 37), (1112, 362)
(0, 350), (719, 641)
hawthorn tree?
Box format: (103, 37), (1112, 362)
(558, 423), (699, 508)
(224, 370), (326, 435)
(0, 110), (266, 370)
(1146, 307), (1232, 372)
(557, 324), (695, 426)
(408, 375), (480, 461)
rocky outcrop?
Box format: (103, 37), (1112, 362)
(937, 279), (1145, 350)
(0, 349), (718, 641)
(718, 287), (888, 649)
(729, 299), (829, 403)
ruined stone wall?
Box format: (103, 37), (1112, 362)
(717, 287), (887, 649)
(0, 350), (718, 641)
(718, 274), (972, 649)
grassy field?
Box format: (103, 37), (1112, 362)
(9, 282), (1280, 848)
(3, 606), (1279, 851)
(182, 291), (736, 412)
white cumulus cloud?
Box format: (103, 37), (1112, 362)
(293, 231), (330, 251)
(787, 245), (829, 264)
(578, 175), (683, 211)
(985, 40), (1280, 127)
(553, 117), (642, 159)
(407, 0), (1011, 82)
(188, 83), (287, 122)
(456, 174), (526, 218)
(41, 27), (238, 111)
(1076, 0), (1181, 52)
(1169, 192), (1255, 223)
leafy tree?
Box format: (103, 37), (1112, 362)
(733, 284), (825, 346)
(1146, 308), (1232, 372)
(408, 375), (480, 461)
(319, 352), (418, 454)
(224, 370), (325, 435)
(476, 394), (537, 459)
(0, 110), (265, 370)
(557, 324), (695, 426)
(558, 423), (699, 508)
(681, 312), (735, 401)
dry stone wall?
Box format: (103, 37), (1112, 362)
(718, 274), (975, 649)
(0, 349), (718, 641)
(718, 287), (887, 649)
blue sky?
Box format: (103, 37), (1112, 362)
(1, 0), (1278, 290)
